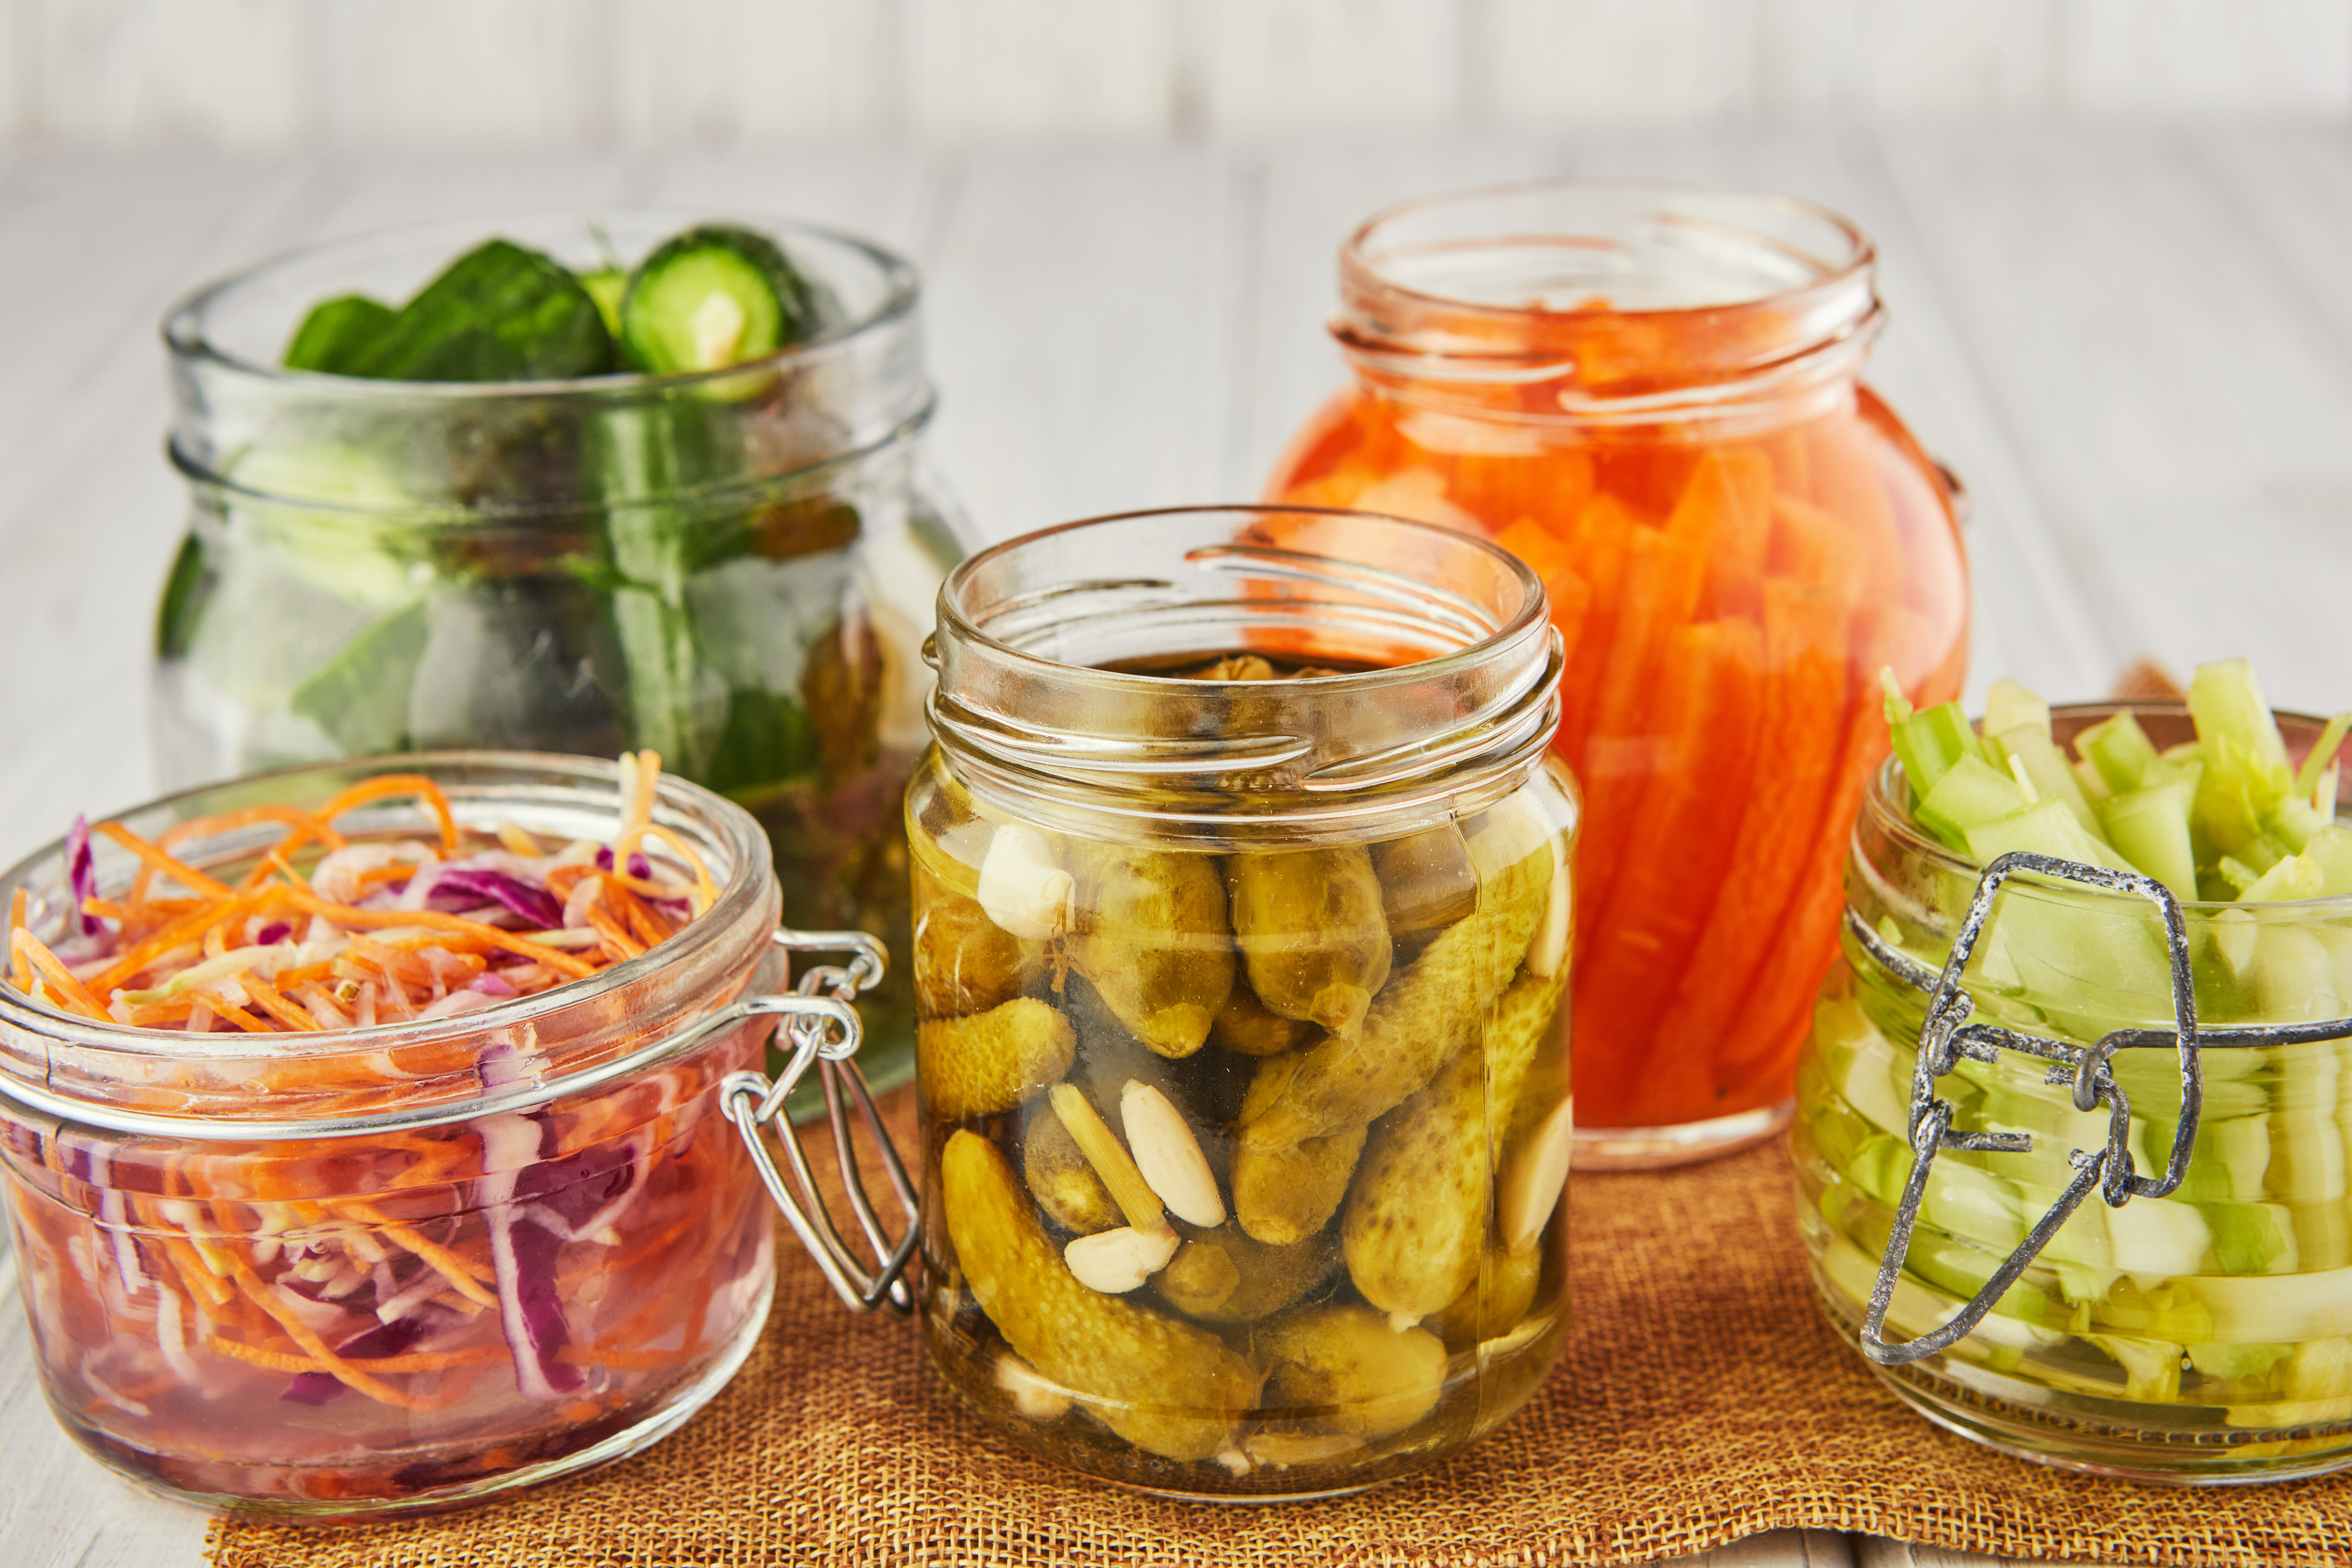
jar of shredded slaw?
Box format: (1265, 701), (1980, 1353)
(0, 753), (807, 1516)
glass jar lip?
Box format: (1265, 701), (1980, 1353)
(1340, 175), (1875, 327)
(936, 503), (1548, 695)
(0, 750), (774, 1066)
(1867, 700), (2352, 914)
(161, 209), (920, 399)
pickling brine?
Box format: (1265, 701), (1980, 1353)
(1266, 181), (1967, 1165)
(911, 509), (1576, 1499)
(1798, 683), (2352, 1482)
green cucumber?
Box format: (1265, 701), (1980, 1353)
(581, 268), (629, 339)
(283, 293), (395, 373)
(287, 601), (429, 755)
(342, 239), (617, 383)
(619, 225), (822, 375)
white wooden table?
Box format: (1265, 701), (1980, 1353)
(6, 128), (2351, 1565)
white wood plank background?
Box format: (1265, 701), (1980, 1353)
(0, 0), (2344, 151)
(4, 128), (2347, 1563)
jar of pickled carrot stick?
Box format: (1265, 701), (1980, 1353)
(0, 754), (869, 1517)
(1268, 180), (1967, 1167)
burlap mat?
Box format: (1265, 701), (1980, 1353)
(208, 1089), (2352, 1568)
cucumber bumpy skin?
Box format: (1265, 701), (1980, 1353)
(1227, 847), (1393, 1034)
(942, 1131), (1256, 1462)
(1021, 1104), (1121, 1236)
(917, 998), (1075, 1119)
(1154, 1223), (1341, 1325)
(1068, 842), (1237, 1059)
(1343, 963), (1568, 1320)
(1238, 807), (1554, 1152)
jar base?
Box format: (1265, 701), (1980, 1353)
(1865, 1358), (2352, 1486)
(1571, 1099), (1790, 1171)
(72, 1276), (774, 1521)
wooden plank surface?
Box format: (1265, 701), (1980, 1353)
(4, 129), (2348, 1565)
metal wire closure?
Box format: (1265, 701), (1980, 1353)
(1852, 850), (2352, 1367)
(720, 930), (919, 1316)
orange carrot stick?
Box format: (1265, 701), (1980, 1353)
(283, 891), (596, 978)
(6, 889), (27, 992)
(9, 929), (108, 1019)
(239, 973), (321, 1032)
(313, 774), (460, 857)
(91, 822), (232, 899)
(92, 895), (261, 994)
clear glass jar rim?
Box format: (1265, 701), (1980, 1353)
(0, 751), (774, 1068)
(1866, 700), (2352, 914)
(936, 504), (1549, 698)
(162, 209), (921, 400)
(928, 505), (1561, 841)
(1341, 175), (1875, 326)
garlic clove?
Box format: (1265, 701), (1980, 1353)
(976, 823), (1073, 941)
(1499, 1096), (1573, 1255)
(1120, 1079), (1226, 1228)
(1063, 1224), (1182, 1295)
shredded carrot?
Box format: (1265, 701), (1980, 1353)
(10, 929), (108, 1019)
(314, 774), (461, 857)
(6, 890), (27, 992)
(91, 821), (232, 899)
(239, 973), (322, 1032)
(612, 824), (719, 916)
(584, 900), (645, 961)
(286, 893), (599, 978)
(90, 894), (260, 994)
(205, 1334), (506, 1376)
(228, 1262), (459, 1412)
(207, 995), (275, 1034)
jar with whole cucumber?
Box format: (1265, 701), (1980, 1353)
(1796, 660), (2352, 1482)
(155, 215), (967, 1098)
(908, 508), (1577, 1497)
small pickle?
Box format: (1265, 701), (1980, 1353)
(1232, 1056), (1368, 1244)
(1372, 825), (1479, 960)
(1022, 1104), (1121, 1236)
(918, 998), (1075, 1119)
(913, 861), (1035, 1018)
(1209, 987), (1318, 1058)
(1239, 806), (1555, 1151)
(1154, 1223), (1341, 1325)
(1068, 842), (1236, 1058)
(942, 1131), (1255, 1462)
(1255, 1303), (1448, 1439)
(1185, 654), (1278, 681)
(1429, 1246), (1544, 1346)
(1343, 964), (1569, 1320)
(1227, 847), (1393, 1032)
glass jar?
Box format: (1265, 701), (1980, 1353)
(907, 506), (1578, 1499)
(153, 214), (970, 1101)
(1796, 704), (2352, 1483)
(1266, 180), (1969, 1167)
(0, 754), (805, 1516)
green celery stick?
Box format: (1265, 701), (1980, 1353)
(2098, 780), (2197, 900)
(2302, 825), (2352, 896)
(1965, 797), (2138, 875)
(1993, 726), (2103, 837)
(2295, 710), (2352, 800)
(2242, 851), (2324, 904)
(2189, 660), (2297, 863)
(2077, 711), (2160, 796)
(2187, 1341), (2295, 1380)
(1916, 754), (2031, 848)
(1982, 678), (2050, 740)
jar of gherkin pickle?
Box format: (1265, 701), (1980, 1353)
(906, 506), (1578, 1498)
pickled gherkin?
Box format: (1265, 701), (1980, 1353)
(1239, 805), (1553, 1151)
(913, 861), (1035, 1018)
(911, 715), (1574, 1495)
(918, 998), (1074, 1119)
(941, 1131), (1255, 1462)
(1227, 847), (1392, 1032)
(1344, 964), (1568, 1319)
(1067, 842), (1236, 1058)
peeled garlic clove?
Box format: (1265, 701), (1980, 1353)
(1121, 1079), (1226, 1228)
(1064, 1225), (1182, 1295)
(993, 1353), (1073, 1420)
(1499, 1096), (1573, 1255)
(976, 823), (1073, 941)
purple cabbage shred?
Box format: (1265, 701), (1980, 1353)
(65, 816), (96, 936)
(430, 869), (563, 931)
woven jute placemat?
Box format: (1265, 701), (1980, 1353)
(209, 1089), (2352, 1568)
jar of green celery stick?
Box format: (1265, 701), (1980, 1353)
(1796, 685), (2352, 1483)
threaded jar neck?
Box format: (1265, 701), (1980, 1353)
(1334, 179), (1879, 431)
(924, 506), (1562, 847)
